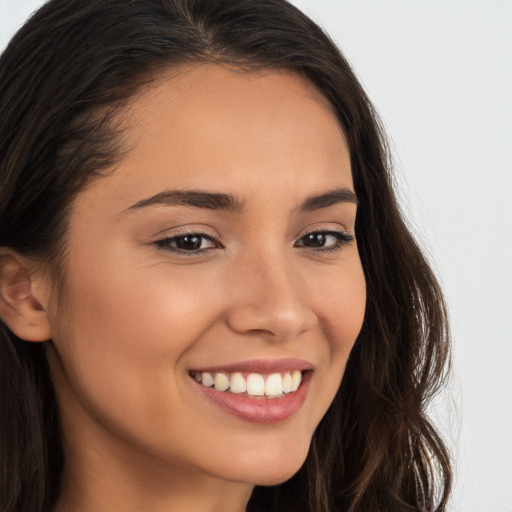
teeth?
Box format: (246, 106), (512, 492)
(214, 373), (230, 391)
(194, 370), (304, 397)
(282, 372), (292, 393)
(201, 372), (214, 387)
(265, 373), (283, 396)
(230, 372), (247, 394)
(291, 370), (302, 391)
(246, 373), (265, 396)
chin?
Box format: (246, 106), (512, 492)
(222, 443), (310, 487)
(250, 466), (304, 487)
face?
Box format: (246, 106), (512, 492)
(45, 65), (366, 489)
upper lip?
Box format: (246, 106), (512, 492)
(191, 358), (314, 374)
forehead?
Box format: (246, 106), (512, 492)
(128, 64), (340, 135)
(73, 64), (352, 215)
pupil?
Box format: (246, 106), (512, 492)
(306, 233), (326, 247)
(177, 235), (201, 250)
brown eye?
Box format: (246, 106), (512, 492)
(154, 233), (218, 253)
(302, 232), (328, 248)
(295, 230), (353, 251)
(175, 235), (203, 251)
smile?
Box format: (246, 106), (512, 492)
(189, 360), (313, 423)
(191, 370), (303, 397)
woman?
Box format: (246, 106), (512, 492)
(0, 1), (451, 511)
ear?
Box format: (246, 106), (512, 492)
(0, 251), (52, 342)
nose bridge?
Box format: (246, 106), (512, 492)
(226, 244), (317, 339)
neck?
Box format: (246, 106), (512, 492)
(53, 442), (254, 512)
(52, 407), (253, 512)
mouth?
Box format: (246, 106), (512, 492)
(189, 369), (305, 398)
(189, 359), (313, 423)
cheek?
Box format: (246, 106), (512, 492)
(316, 255), (366, 351)
(61, 248), (218, 347)
(48, 252), (220, 430)
(311, 258), (366, 400)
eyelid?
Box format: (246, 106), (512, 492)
(151, 223), (218, 238)
(297, 224), (354, 240)
(299, 224), (352, 236)
(294, 226), (354, 251)
(150, 224), (354, 256)
(152, 226), (223, 254)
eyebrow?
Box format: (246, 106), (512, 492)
(126, 190), (245, 213)
(125, 187), (357, 213)
(298, 188), (358, 212)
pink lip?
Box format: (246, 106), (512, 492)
(191, 357), (314, 374)
(192, 369), (312, 424)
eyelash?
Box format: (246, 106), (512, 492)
(153, 228), (354, 255)
(153, 228), (220, 254)
(295, 229), (354, 253)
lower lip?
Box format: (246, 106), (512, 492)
(193, 373), (311, 423)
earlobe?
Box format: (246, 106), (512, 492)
(0, 252), (52, 342)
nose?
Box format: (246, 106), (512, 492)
(225, 251), (318, 341)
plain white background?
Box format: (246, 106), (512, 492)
(1, 1), (511, 511)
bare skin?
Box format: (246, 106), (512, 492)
(0, 65), (366, 512)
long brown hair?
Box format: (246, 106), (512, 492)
(0, 1), (451, 510)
